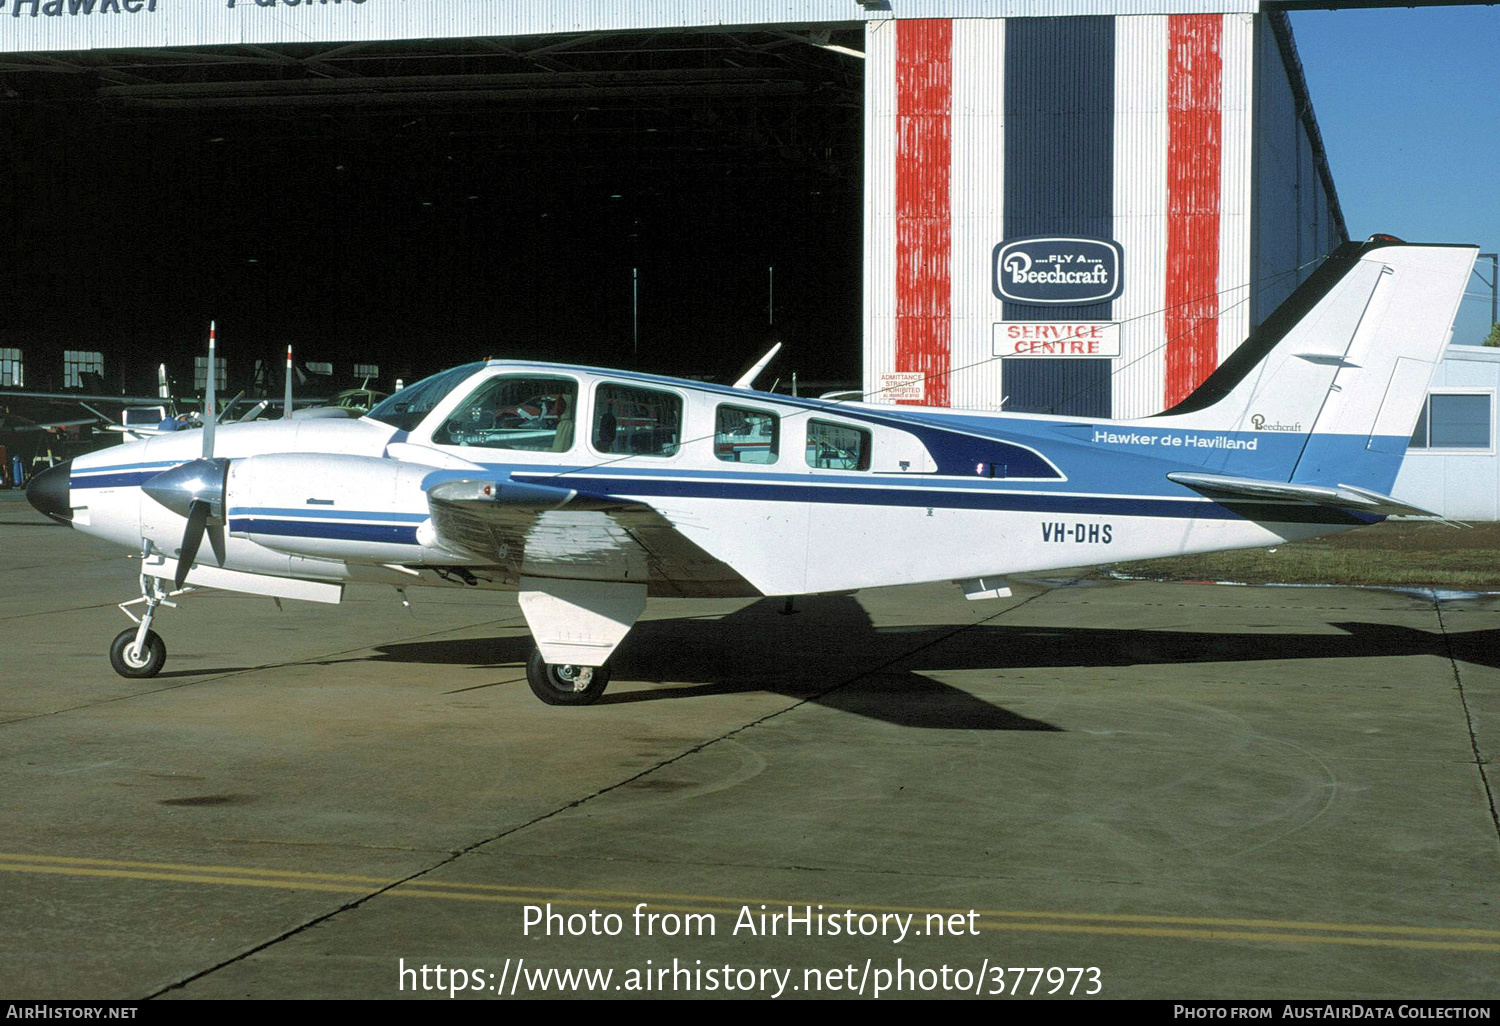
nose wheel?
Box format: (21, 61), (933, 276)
(110, 627), (166, 678)
(110, 568), (182, 680)
(526, 648), (610, 706)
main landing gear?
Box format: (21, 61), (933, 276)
(526, 648), (610, 706)
(109, 571), (182, 679)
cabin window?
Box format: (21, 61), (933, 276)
(432, 375), (579, 453)
(715, 404), (779, 464)
(1409, 392), (1492, 450)
(592, 383), (682, 457)
(63, 351), (104, 389)
(806, 419), (871, 471)
(0, 348), (23, 387)
(367, 362), (484, 431)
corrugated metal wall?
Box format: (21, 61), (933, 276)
(863, 11), (1344, 420)
(1250, 11), (1346, 327)
(0, 1), (1260, 56)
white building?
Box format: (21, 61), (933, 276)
(1392, 345), (1500, 520)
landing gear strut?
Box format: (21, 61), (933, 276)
(110, 570), (181, 679)
(526, 648), (610, 706)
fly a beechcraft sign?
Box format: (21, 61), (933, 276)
(992, 237), (1124, 306)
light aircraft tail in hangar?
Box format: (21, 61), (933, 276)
(25, 238), (1477, 705)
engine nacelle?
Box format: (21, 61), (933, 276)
(226, 453), (447, 564)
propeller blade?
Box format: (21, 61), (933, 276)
(283, 344), (294, 420)
(176, 499), (210, 590)
(202, 321), (217, 460)
(207, 523), (226, 568)
(216, 390), (245, 424)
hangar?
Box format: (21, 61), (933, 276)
(2, 0), (1342, 420)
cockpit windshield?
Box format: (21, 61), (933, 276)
(365, 362), (484, 432)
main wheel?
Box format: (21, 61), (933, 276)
(110, 627), (166, 679)
(526, 648), (610, 706)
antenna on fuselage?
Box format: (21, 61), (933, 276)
(732, 341), (782, 390)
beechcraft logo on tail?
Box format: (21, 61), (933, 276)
(992, 237), (1124, 306)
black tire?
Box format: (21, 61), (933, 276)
(110, 627), (166, 679)
(526, 648), (609, 706)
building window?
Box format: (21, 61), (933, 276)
(63, 350), (104, 389)
(194, 356), (228, 391)
(0, 348), (21, 387)
(306, 361), (334, 377)
(353, 363), (380, 382)
(806, 419), (871, 471)
(1410, 392), (1492, 450)
(592, 382), (682, 457)
(715, 404), (779, 464)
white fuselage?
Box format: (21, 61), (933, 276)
(61, 363), (1345, 601)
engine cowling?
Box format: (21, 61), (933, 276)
(225, 453), (446, 563)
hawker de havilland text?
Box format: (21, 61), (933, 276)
(26, 238), (1476, 705)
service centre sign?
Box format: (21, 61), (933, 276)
(993, 322), (1120, 359)
(992, 237), (1124, 306)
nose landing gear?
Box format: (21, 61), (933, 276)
(110, 570), (183, 679)
(110, 626), (166, 678)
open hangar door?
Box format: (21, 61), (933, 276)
(0, 27), (864, 396)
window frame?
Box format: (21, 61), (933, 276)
(1409, 388), (1494, 455)
(194, 355), (228, 392)
(714, 403), (780, 465)
(428, 372), (581, 454)
(805, 418), (873, 472)
(63, 350), (104, 389)
(0, 347), (25, 388)
(588, 380), (686, 460)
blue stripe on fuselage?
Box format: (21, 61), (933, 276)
(230, 518), (420, 545)
(226, 506), (428, 522)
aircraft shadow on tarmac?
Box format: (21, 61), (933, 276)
(362, 594), (1500, 730)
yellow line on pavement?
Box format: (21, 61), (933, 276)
(1, 853), (1495, 952)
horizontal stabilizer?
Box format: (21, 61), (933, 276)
(1166, 472), (1449, 520)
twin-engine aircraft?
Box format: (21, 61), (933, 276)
(25, 239), (1476, 705)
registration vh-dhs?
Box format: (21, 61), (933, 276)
(25, 238), (1476, 705)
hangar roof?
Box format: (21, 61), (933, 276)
(0, 2), (1261, 58)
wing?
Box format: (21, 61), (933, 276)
(5, 417), (99, 432)
(1167, 472), (1454, 522)
(425, 477), (758, 597)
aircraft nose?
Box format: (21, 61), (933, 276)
(26, 459), (72, 526)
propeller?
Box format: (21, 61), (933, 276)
(283, 344), (294, 419)
(202, 321), (217, 459)
(141, 322), (230, 590)
(216, 390), (245, 425)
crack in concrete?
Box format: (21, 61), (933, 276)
(1432, 599), (1500, 850)
(144, 586), (1058, 999)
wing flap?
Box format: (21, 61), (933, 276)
(425, 476), (757, 595)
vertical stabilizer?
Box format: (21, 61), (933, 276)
(1151, 240), (1476, 491)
